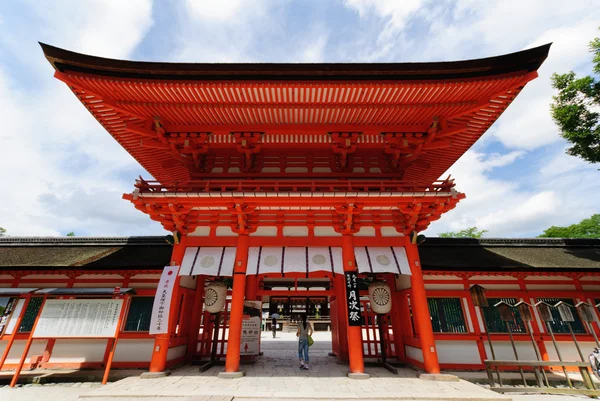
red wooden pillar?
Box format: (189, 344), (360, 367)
(386, 275), (406, 362)
(223, 234), (249, 375)
(148, 236), (187, 373)
(405, 242), (440, 374)
(245, 275), (258, 301)
(186, 276), (206, 362)
(342, 234), (366, 375)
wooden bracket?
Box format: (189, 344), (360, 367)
(329, 132), (360, 169)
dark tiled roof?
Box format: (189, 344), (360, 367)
(0, 236), (599, 271)
(420, 238), (600, 271)
(0, 237), (171, 269)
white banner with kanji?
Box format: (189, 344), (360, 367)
(149, 265), (180, 335)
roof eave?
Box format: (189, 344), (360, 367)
(40, 42), (552, 82)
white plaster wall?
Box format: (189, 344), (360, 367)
(526, 284), (576, 291)
(314, 227), (341, 237)
(18, 282), (68, 288)
(48, 339), (108, 363)
(21, 274), (70, 280)
(216, 227), (237, 236)
(0, 339), (48, 364)
(477, 284), (521, 290)
(189, 226), (211, 237)
(77, 274), (123, 279)
(436, 340), (481, 364)
(405, 345), (424, 362)
(283, 226), (308, 237)
(424, 283), (464, 290)
(113, 339), (154, 362)
(250, 227), (278, 237)
(73, 282), (122, 288)
(354, 227), (376, 237)
(167, 345), (187, 361)
(524, 275), (570, 281)
(423, 275), (460, 281)
(131, 274), (161, 279)
(544, 341), (596, 361)
(483, 341), (539, 360)
(380, 227), (402, 237)
(470, 275), (518, 281)
(129, 283), (159, 289)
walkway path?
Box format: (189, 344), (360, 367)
(82, 332), (507, 400)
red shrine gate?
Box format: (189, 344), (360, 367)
(41, 43), (550, 377)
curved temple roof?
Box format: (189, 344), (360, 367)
(41, 43), (550, 81)
(40, 44), (551, 185)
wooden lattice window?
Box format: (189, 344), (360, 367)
(537, 297), (585, 334)
(427, 298), (467, 333)
(18, 297), (44, 333)
(124, 297), (154, 332)
(482, 298), (527, 333)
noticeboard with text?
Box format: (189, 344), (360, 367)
(33, 299), (123, 338)
(345, 272), (362, 326)
(240, 300), (261, 356)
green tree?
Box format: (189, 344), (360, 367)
(0, 227), (6, 237)
(66, 232), (75, 236)
(550, 29), (600, 164)
(439, 227), (487, 238)
(538, 214), (600, 238)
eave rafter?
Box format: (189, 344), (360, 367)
(55, 66), (541, 183)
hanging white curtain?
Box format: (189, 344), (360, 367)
(354, 246), (411, 275)
(179, 247), (236, 277)
(246, 246), (344, 275)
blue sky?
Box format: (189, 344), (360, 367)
(0, 0), (598, 238)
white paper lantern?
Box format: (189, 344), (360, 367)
(204, 281), (227, 313)
(368, 281), (392, 314)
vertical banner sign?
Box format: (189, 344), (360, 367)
(241, 300), (262, 356)
(150, 265), (180, 335)
(345, 272), (362, 326)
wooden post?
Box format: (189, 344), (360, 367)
(0, 296), (32, 371)
(148, 236), (188, 373)
(224, 234), (249, 374)
(186, 276), (206, 362)
(102, 293), (129, 385)
(10, 296), (47, 387)
(342, 234), (366, 375)
(386, 275), (406, 362)
(405, 242), (440, 374)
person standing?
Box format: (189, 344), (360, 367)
(271, 317), (277, 338)
(296, 314), (313, 370)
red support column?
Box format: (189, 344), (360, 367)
(342, 234), (367, 376)
(245, 275), (258, 301)
(186, 276), (206, 363)
(222, 234), (249, 376)
(148, 236), (188, 374)
(386, 275), (406, 362)
(405, 242), (440, 374)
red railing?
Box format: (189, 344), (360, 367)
(134, 177), (457, 195)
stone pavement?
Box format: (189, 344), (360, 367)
(81, 332), (507, 400)
(2, 332), (594, 401)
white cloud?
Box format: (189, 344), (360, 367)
(426, 146), (600, 237)
(491, 22), (600, 150)
(0, 1), (598, 239)
(0, 1), (161, 237)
